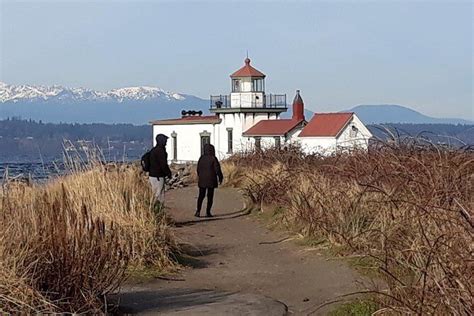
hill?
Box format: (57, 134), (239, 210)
(348, 104), (472, 124)
(367, 123), (473, 147)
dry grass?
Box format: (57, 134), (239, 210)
(225, 144), (473, 315)
(0, 158), (176, 313)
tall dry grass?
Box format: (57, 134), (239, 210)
(226, 144), (473, 314)
(0, 159), (176, 313)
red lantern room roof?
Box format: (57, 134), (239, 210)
(230, 58), (266, 78)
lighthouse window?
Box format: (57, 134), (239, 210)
(232, 79), (241, 92)
(227, 128), (233, 154)
(252, 78), (263, 92)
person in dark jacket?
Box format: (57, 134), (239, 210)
(195, 144), (223, 217)
(149, 134), (172, 205)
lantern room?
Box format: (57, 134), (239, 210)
(230, 57), (266, 94)
(210, 57), (286, 113)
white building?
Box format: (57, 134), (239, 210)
(297, 112), (373, 155)
(151, 58), (372, 162)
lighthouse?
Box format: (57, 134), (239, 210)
(150, 56), (373, 162)
(210, 57), (287, 154)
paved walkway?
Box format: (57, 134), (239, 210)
(119, 187), (366, 315)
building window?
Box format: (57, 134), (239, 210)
(255, 137), (261, 150)
(274, 137), (281, 148)
(171, 132), (177, 161)
(227, 128), (233, 154)
(232, 79), (241, 92)
(200, 131), (211, 156)
(350, 125), (359, 138)
(252, 78), (264, 92)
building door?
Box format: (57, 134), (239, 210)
(200, 131), (211, 156)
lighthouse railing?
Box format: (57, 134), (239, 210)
(210, 95), (231, 108)
(264, 94), (287, 108)
(210, 94), (286, 109)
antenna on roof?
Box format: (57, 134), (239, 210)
(246, 50), (249, 59)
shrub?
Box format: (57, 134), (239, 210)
(0, 162), (176, 313)
(226, 144), (473, 314)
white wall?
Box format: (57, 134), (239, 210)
(336, 115), (372, 151)
(215, 112), (278, 159)
(287, 127), (304, 143)
(215, 113), (245, 159)
(231, 92), (264, 108)
(299, 137), (338, 155)
(152, 123), (219, 162)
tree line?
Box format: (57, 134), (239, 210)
(0, 117), (151, 142)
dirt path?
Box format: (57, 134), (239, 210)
(121, 187), (366, 315)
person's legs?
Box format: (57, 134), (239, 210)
(206, 188), (215, 216)
(157, 177), (165, 205)
(149, 176), (158, 196)
(195, 187), (206, 217)
(149, 177), (166, 207)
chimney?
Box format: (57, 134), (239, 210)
(292, 90), (305, 121)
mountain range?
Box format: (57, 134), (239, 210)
(0, 81), (187, 103)
(1, 82), (471, 125)
(0, 82), (208, 124)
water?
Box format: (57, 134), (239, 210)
(0, 152), (143, 182)
(0, 161), (66, 181)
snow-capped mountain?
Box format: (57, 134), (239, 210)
(0, 82), (208, 124)
(0, 82), (186, 103)
(108, 86), (185, 102)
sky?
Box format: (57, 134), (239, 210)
(0, 0), (472, 119)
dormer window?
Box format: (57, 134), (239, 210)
(232, 79), (241, 92)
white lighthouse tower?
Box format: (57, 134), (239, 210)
(210, 57), (287, 156)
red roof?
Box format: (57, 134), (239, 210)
(299, 113), (353, 137)
(243, 119), (305, 136)
(151, 115), (221, 125)
(230, 58), (266, 78)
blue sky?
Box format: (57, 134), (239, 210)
(0, 0), (472, 119)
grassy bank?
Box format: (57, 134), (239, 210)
(224, 145), (473, 314)
(0, 162), (176, 313)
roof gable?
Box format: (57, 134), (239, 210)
(243, 119), (305, 136)
(230, 58), (266, 78)
(299, 113), (353, 137)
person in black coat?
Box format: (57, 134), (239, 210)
(195, 144), (223, 217)
(149, 134), (172, 205)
